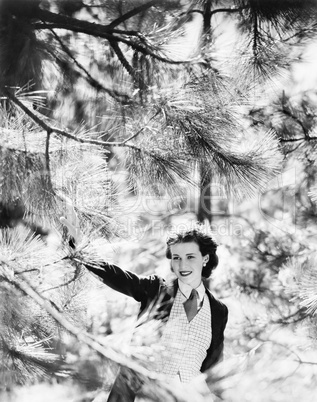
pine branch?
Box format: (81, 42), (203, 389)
(279, 137), (317, 143)
(2, 87), (111, 148)
(297, 257), (317, 315)
(126, 146), (194, 196)
(2, 91), (199, 198)
(159, 83), (282, 197)
(0, 127), (115, 226)
(31, 8), (197, 65)
(0, 258), (163, 381)
(2, 88), (168, 155)
(0, 227), (64, 280)
(122, 110), (160, 144)
(45, 131), (50, 176)
(109, 40), (137, 80)
(41, 266), (80, 294)
(0, 141), (55, 209)
(0, 335), (62, 384)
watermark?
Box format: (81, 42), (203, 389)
(110, 217), (244, 242)
(258, 167), (296, 234)
(18, 166), (297, 238)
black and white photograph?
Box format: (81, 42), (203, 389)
(1, 1), (317, 401)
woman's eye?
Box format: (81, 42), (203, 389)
(188, 256), (194, 259)
(172, 256), (180, 260)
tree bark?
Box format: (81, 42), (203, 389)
(197, 165), (212, 223)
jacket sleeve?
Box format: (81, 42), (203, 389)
(82, 260), (162, 304)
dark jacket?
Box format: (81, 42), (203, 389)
(85, 261), (228, 372)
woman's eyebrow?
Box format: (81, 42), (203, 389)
(172, 252), (196, 256)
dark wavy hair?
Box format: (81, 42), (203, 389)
(165, 224), (219, 278)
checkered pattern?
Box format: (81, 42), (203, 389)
(157, 289), (212, 383)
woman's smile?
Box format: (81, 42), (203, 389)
(179, 270), (192, 277)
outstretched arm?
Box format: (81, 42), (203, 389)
(78, 259), (162, 303)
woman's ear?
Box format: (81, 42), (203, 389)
(203, 255), (209, 266)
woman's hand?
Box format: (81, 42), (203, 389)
(59, 198), (82, 245)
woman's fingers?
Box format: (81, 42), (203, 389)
(59, 197), (83, 244)
(60, 216), (81, 243)
(60, 216), (74, 234)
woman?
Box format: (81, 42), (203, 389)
(62, 218), (228, 401)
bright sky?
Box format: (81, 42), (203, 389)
(290, 42), (317, 94)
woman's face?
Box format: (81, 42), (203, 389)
(170, 241), (209, 288)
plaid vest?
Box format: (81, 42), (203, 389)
(158, 289), (212, 383)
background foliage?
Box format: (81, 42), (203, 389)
(2, 0), (317, 401)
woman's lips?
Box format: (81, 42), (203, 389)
(179, 271), (192, 277)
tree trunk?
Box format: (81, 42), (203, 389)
(197, 165), (212, 223)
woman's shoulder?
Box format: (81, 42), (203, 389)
(206, 289), (228, 315)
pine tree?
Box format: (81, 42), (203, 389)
(2, 0), (317, 400)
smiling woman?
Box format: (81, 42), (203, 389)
(61, 217), (228, 401)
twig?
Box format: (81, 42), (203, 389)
(45, 130), (51, 172)
(108, 0), (161, 28)
(41, 264), (81, 293)
(210, 7), (243, 17)
(110, 40), (137, 80)
(14, 268), (40, 275)
(294, 359), (317, 365)
(122, 110), (160, 144)
(280, 137), (317, 143)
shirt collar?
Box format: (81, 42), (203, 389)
(178, 280), (206, 300)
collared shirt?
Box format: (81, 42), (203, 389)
(178, 280), (206, 310)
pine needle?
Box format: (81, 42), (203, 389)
(297, 255), (317, 315)
(0, 226), (63, 274)
(0, 335), (61, 385)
